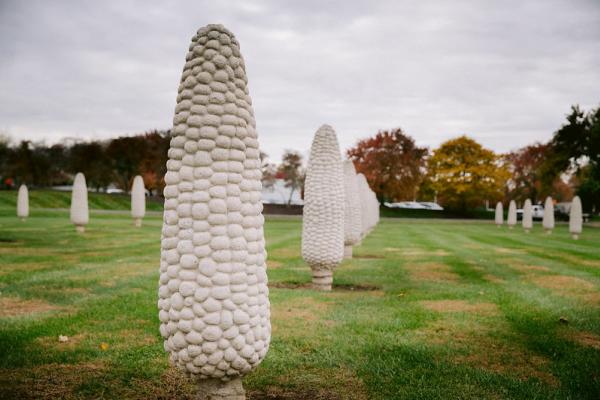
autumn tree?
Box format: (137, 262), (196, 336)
(278, 149), (304, 206)
(427, 136), (509, 211)
(69, 141), (113, 191)
(260, 151), (277, 190)
(106, 135), (147, 191)
(504, 143), (548, 204)
(138, 130), (170, 195)
(347, 128), (428, 203)
(541, 105), (600, 212)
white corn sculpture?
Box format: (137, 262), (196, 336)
(343, 160), (362, 258)
(302, 124), (344, 291)
(522, 199), (533, 233)
(356, 174), (371, 237)
(70, 173), (89, 233)
(17, 184), (29, 221)
(542, 196), (554, 234)
(494, 202), (503, 227)
(131, 175), (146, 227)
(507, 200), (517, 229)
(158, 24), (270, 400)
(569, 195), (582, 239)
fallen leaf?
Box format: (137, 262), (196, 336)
(100, 342), (109, 350)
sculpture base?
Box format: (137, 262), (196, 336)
(134, 218), (142, 227)
(196, 378), (245, 400)
(311, 269), (333, 291)
(572, 234), (579, 240)
(343, 245), (353, 259)
(75, 225), (85, 234)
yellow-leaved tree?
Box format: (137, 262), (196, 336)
(425, 136), (509, 211)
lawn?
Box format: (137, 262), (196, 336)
(0, 209), (599, 399)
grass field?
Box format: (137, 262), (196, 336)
(0, 209), (599, 399)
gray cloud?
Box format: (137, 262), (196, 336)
(1, 0), (599, 162)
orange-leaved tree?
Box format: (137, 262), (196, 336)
(426, 135), (509, 211)
(347, 128), (428, 204)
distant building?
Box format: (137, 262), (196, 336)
(261, 179), (303, 205)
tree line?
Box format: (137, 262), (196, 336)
(0, 130), (170, 195)
(1, 104), (598, 212)
(347, 104), (599, 213)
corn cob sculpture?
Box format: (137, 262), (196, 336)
(343, 160), (362, 258)
(131, 175), (146, 227)
(17, 184), (29, 221)
(522, 199), (533, 233)
(302, 124), (344, 291)
(70, 173), (89, 233)
(543, 196), (554, 234)
(569, 195), (582, 239)
(158, 24), (270, 400)
(507, 200), (517, 229)
(494, 202), (503, 227)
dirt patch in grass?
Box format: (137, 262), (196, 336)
(495, 248), (524, 255)
(268, 260), (283, 269)
(0, 247), (59, 256)
(117, 329), (158, 346)
(482, 274), (505, 284)
(418, 318), (557, 386)
(559, 328), (600, 350)
(0, 296), (61, 317)
(270, 282), (381, 292)
(0, 262), (53, 275)
(250, 367), (368, 400)
(388, 248), (449, 257)
(353, 254), (385, 259)
(420, 300), (499, 315)
(406, 262), (459, 283)
(0, 362), (106, 400)
(529, 274), (598, 304)
(508, 263), (550, 273)
(270, 247), (300, 258)
(271, 296), (334, 341)
(36, 334), (86, 350)
(456, 345), (557, 386)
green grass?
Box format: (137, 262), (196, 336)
(0, 209), (599, 399)
(0, 189), (163, 212)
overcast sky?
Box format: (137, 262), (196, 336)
(1, 0), (599, 162)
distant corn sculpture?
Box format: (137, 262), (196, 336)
(569, 195), (582, 240)
(356, 173), (371, 237)
(507, 200), (517, 229)
(17, 184), (29, 221)
(131, 175), (146, 227)
(70, 173), (89, 233)
(522, 199), (533, 233)
(343, 160), (361, 259)
(542, 196), (554, 234)
(158, 24), (270, 400)
(302, 124), (344, 291)
(495, 202), (503, 227)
